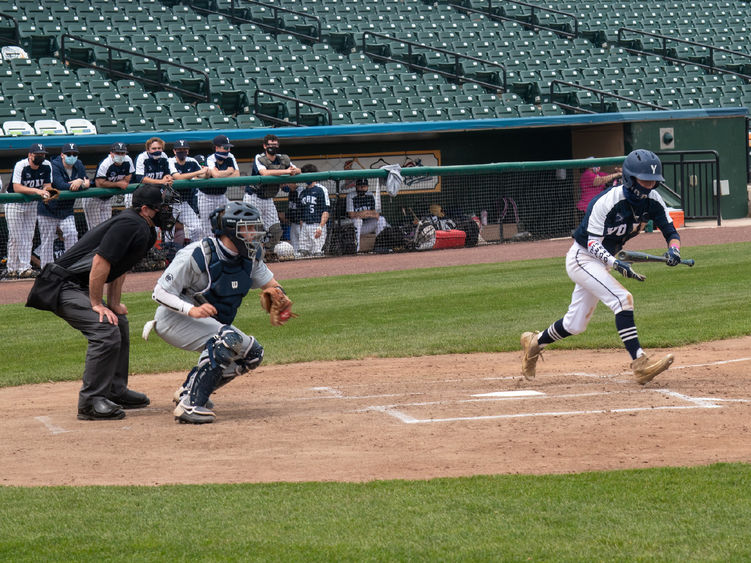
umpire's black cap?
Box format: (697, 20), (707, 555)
(132, 185), (163, 210)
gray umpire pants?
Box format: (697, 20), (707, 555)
(56, 283), (130, 409)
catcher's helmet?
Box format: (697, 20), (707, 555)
(210, 201), (265, 259)
(622, 149), (664, 202)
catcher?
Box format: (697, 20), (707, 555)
(143, 201), (296, 424)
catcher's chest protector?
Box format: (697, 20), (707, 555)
(193, 238), (252, 324)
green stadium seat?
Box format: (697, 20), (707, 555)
(82, 105), (113, 120)
(113, 104), (142, 119)
(447, 107), (471, 120)
(349, 111), (376, 124)
(154, 91), (180, 105)
(170, 103), (198, 118)
(373, 109), (400, 122)
(153, 116), (181, 131)
(180, 115), (211, 129)
(423, 108), (450, 120)
(95, 117), (126, 133)
(208, 115), (237, 128)
(126, 91), (152, 105)
(232, 113), (260, 128)
(123, 117), (153, 132)
(99, 91), (125, 106)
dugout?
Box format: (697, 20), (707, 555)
(0, 107), (748, 247)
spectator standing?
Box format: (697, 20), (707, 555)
(37, 142), (89, 268)
(197, 134), (239, 238)
(8, 143), (53, 278)
(346, 178), (389, 252)
(297, 164), (330, 256)
(168, 139), (206, 245)
(86, 142), (134, 229)
(577, 158), (622, 216)
(245, 134), (300, 253)
(46, 185), (175, 420)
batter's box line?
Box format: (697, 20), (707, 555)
(363, 389), (727, 425)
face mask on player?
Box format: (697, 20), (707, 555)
(215, 150), (229, 159)
(64, 155), (78, 166)
(265, 146), (278, 156)
(113, 154), (126, 164)
(149, 150), (163, 158)
(175, 150), (188, 160)
(32, 155), (45, 166)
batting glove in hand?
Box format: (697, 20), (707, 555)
(664, 246), (681, 267)
(613, 259), (646, 281)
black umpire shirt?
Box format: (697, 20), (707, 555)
(57, 208), (157, 287)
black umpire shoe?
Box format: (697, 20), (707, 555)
(108, 389), (150, 409)
(77, 397), (126, 421)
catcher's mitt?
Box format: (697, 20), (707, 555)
(43, 187), (60, 202)
(260, 286), (297, 326)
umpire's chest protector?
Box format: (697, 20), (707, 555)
(193, 239), (253, 325)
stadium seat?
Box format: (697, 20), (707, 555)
(64, 118), (97, 135)
(2, 120), (35, 136)
(33, 119), (66, 135)
(180, 115), (211, 129)
(94, 118), (126, 133)
(152, 116), (181, 131)
(123, 117), (153, 132)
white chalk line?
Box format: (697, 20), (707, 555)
(369, 403), (720, 424)
(34, 416), (70, 435)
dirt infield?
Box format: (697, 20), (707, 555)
(2, 220), (750, 486)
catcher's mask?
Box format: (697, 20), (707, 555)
(622, 149), (664, 203)
(210, 201), (266, 259)
(132, 184), (179, 231)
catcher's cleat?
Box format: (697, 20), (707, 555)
(173, 386), (214, 410)
(631, 353), (674, 385)
(520, 331), (543, 380)
(174, 398), (216, 424)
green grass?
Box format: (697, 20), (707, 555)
(2, 243), (750, 560)
(3, 243), (750, 387)
(1, 464), (750, 561)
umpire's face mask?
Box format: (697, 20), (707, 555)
(152, 204), (175, 231)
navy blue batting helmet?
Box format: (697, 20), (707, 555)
(622, 149), (664, 201)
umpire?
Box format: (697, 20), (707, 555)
(29, 185), (173, 420)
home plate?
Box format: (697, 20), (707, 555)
(472, 390), (545, 398)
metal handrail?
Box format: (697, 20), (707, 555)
(549, 79), (667, 113)
(60, 34), (210, 102)
(218, 0), (321, 42)
(449, 0), (577, 39)
(253, 88), (333, 127)
(362, 31), (506, 92)
(617, 27), (751, 82)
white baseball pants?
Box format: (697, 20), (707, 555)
(562, 242), (633, 335)
(83, 198), (112, 229)
(5, 202), (37, 273)
(298, 223), (326, 255)
(196, 192), (228, 239)
(352, 216), (388, 251)
(243, 193), (279, 229)
(37, 214), (78, 268)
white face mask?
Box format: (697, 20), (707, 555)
(113, 154), (125, 165)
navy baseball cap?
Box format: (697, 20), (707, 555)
(212, 134), (233, 147)
(62, 142), (79, 154)
(355, 178), (369, 186)
(29, 143), (47, 154)
(174, 139), (190, 149)
(110, 141), (128, 153)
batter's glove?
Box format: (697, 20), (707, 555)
(613, 259), (646, 281)
(664, 246), (681, 267)
(43, 187), (60, 202)
(260, 286), (297, 326)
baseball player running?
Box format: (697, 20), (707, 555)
(144, 201), (291, 424)
(521, 149), (681, 384)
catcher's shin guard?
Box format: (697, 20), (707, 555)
(173, 368), (214, 409)
(520, 331), (542, 380)
(235, 336), (264, 374)
(631, 353), (674, 385)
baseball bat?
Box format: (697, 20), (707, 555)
(615, 250), (695, 267)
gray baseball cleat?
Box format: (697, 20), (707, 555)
(631, 353), (674, 385)
(173, 386), (214, 410)
(520, 331), (542, 380)
(174, 397), (216, 424)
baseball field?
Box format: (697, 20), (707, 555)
(1, 224), (751, 561)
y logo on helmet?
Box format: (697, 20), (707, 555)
(651, 165), (657, 174)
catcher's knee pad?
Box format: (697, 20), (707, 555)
(206, 325), (246, 368)
(234, 336), (264, 375)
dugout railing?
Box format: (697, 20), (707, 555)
(0, 154), (719, 276)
